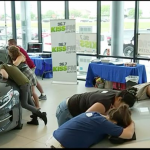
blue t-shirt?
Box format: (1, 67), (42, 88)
(53, 112), (123, 148)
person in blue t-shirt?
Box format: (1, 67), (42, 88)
(46, 104), (135, 148)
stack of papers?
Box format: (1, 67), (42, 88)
(111, 62), (123, 65)
(91, 59), (101, 62)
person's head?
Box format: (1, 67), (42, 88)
(113, 87), (138, 108)
(8, 45), (22, 61)
(108, 103), (132, 128)
(8, 39), (17, 47)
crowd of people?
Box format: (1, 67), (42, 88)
(0, 39), (150, 148)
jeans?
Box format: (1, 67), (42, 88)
(56, 99), (73, 127)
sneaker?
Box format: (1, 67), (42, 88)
(39, 94), (47, 100)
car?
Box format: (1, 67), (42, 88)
(42, 18), (50, 22)
(0, 48), (23, 134)
(0, 34), (11, 47)
(17, 28), (22, 39)
(107, 35), (111, 46)
(101, 18), (109, 22)
(31, 29), (51, 40)
(1, 27), (12, 37)
(0, 26), (5, 33)
(106, 35), (134, 57)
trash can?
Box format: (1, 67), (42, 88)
(125, 75), (139, 89)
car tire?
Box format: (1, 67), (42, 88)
(123, 44), (134, 57)
(13, 123), (23, 130)
(13, 102), (23, 130)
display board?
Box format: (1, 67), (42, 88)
(50, 19), (77, 84)
(138, 33), (150, 55)
(76, 33), (96, 53)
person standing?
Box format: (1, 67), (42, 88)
(8, 39), (47, 100)
(8, 45), (40, 109)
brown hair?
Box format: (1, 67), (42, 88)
(8, 45), (25, 61)
(108, 103), (132, 128)
(8, 39), (17, 45)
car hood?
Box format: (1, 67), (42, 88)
(0, 79), (12, 97)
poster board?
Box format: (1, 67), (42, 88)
(50, 19), (77, 84)
(138, 33), (150, 55)
(76, 33), (96, 53)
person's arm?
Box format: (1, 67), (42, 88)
(102, 118), (135, 139)
(86, 102), (106, 115)
(13, 55), (26, 66)
(119, 121), (135, 139)
(0, 69), (8, 79)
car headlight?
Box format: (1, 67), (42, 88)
(0, 89), (13, 109)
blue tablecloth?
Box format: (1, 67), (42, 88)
(85, 62), (147, 87)
(30, 56), (53, 79)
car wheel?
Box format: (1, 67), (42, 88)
(13, 123), (23, 130)
(13, 102), (23, 130)
(123, 44), (134, 57)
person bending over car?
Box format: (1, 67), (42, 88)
(8, 45), (40, 109)
(56, 87), (138, 126)
(8, 39), (47, 101)
(46, 104), (135, 148)
(0, 64), (47, 125)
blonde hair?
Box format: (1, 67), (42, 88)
(8, 45), (25, 61)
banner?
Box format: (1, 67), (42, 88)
(138, 33), (150, 55)
(50, 19), (77, 84)
(76, 33), (96, 53)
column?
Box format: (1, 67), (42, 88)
(20, 1), (31, 50)
(110, 1), (124, 56)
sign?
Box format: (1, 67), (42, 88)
(50, 19), (77, 84)
(138, 33), (150, 55)
(76, 33), (96, 53)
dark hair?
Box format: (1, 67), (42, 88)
(116, 87), (138, 108)
(108, 103), (132, 128)
(8, 39), (17, 45)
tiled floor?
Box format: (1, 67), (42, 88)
(1, 76), (150, 148)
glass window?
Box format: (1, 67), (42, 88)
(138, 1), (150, 58)
(41, 1), (65, 52)
(69, 1), (97, 79)
(69, 1), (97, 54)
(15, 1), (38, 50)
(0, 1), (12, 47)
(138, 1), (150, 81)
(100, 1), (135, 60)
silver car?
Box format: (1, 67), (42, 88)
(0, 48), (23, 134)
